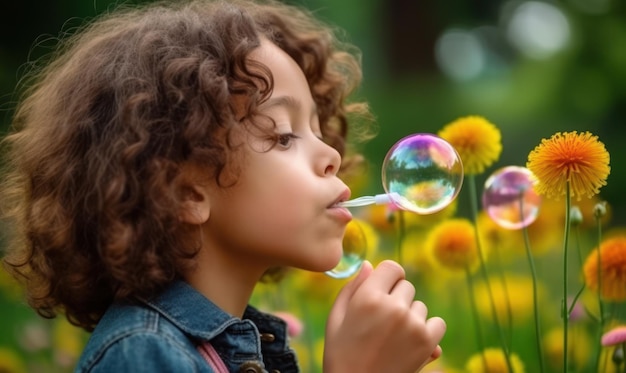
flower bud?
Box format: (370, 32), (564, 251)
(593, 201), (607, 219)
(570, 206), (583, 226)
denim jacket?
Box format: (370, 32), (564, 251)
(75, 281), (300, 372)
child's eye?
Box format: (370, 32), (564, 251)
(277, 133), (300, 148)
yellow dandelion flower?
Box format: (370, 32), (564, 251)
(350, 218), (380, 261)
(404, 198), (459, 228)
(474, 274), (543, 324)
(476, 203), (562, 261)
(543, 326), (592, 371)
(465, 348), (525, 373)
(427, 218), (480, 273)
(401, 230), (458, 290)
(0, 265), (23, 300)
(526, 131), (610, 200)
(583, 236), (626, 301)
(341, 219), (368, 258)
(53, 317), (87, 368)
(359, 204), (395, 233)
(289, 340), (311, 371)
(288, 269), (345, 301)
(438, 116), (502, 175)
(0, 347), (27, 373)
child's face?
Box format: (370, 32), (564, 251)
(201, 38), (352, 274)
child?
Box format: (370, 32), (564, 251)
(1, 0), (446, 371)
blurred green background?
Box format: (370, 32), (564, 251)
(1, 0), (625, 371)
(2, 0), (625, 219)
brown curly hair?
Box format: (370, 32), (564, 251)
(0, 0), (372, 331)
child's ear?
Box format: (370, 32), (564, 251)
(178, 181), (211, 225)
(176, 164), (211, 225)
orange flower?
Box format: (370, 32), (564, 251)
(438, 116), (502, 175)
(527, 131), (610, 200)
(583, 236), (626, 301)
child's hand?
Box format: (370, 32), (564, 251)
(324, 260), (446, 373)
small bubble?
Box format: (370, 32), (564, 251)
(325, 219), (367, 279)
(482, 166), (541, 229)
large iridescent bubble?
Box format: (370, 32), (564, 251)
(482, 166), (542, 230)
(381, 134), (464, 214)
(325, 219), (367, 279)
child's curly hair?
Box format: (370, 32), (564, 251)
(0, 0), (372, 331)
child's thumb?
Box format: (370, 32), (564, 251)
(326, 260), (373, 332)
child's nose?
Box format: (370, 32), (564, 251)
(319, 140), (341, 176)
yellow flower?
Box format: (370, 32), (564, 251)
(341, 219), (369, 259)
(583, 236), (626, 301)
(476, 206), (561, 262)
(0, 265), (22, 300)
(526, 131), (610, 200)
(465, 348), (525, 372)
(287, 269), (346, 302)
(427, 218), (480, 273)
(401, 230), (458, 290)
(358, 204), (395, 233)
(53, 317), (87, 368)
(0, 347), (27, 373)
(473, 274), (543, 324)
(438, 116), (502, 175)
(543, 326), (592, 371)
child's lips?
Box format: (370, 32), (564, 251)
(327, 188), (352, 222)
(328, 188), (351, 208)
(327, 204), (352, 223)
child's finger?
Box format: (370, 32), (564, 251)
(360, 260), (406, 294)
(430, 345), (443, 361)
(326, 260), (373, 331)
(418, 345), (443, 371)
(426, 316), (447, 343)
(389, 279), (416, 307)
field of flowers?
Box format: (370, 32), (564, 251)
(249, 117), (625, 372)
(1, 116), (625, 372)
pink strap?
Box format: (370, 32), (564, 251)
(197, 342), (229, 373)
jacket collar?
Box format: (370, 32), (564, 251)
(143, 280), (286, 342)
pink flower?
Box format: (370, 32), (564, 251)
(273, 311), (304, 338)
(601, 326), (626, 346)
(568, 296), (585, 322)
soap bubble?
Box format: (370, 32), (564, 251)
(325, 219), (367, 279)
(482, 166), (541, 229)
(381, 133), (464, 214)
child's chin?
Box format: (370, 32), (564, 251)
(319, 251), (344, 272)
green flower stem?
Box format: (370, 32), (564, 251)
(298, 295), (318, 373)
(568, 285), (585, 315)
(574, 226), (584, 268)
(396, 210), (406, 265)
(562, 183), (572, 373)
(520, 194), (545, 373)
(594, 210), (606, 373)
(465, 266), (487, 368)
(467, 174), (514, 373)
(492, 246), (513, 350)
(622, 342), (626, 373)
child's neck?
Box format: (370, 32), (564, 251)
(184, 246), (265, 318)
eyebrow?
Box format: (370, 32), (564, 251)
(259, 95), (318, 117)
